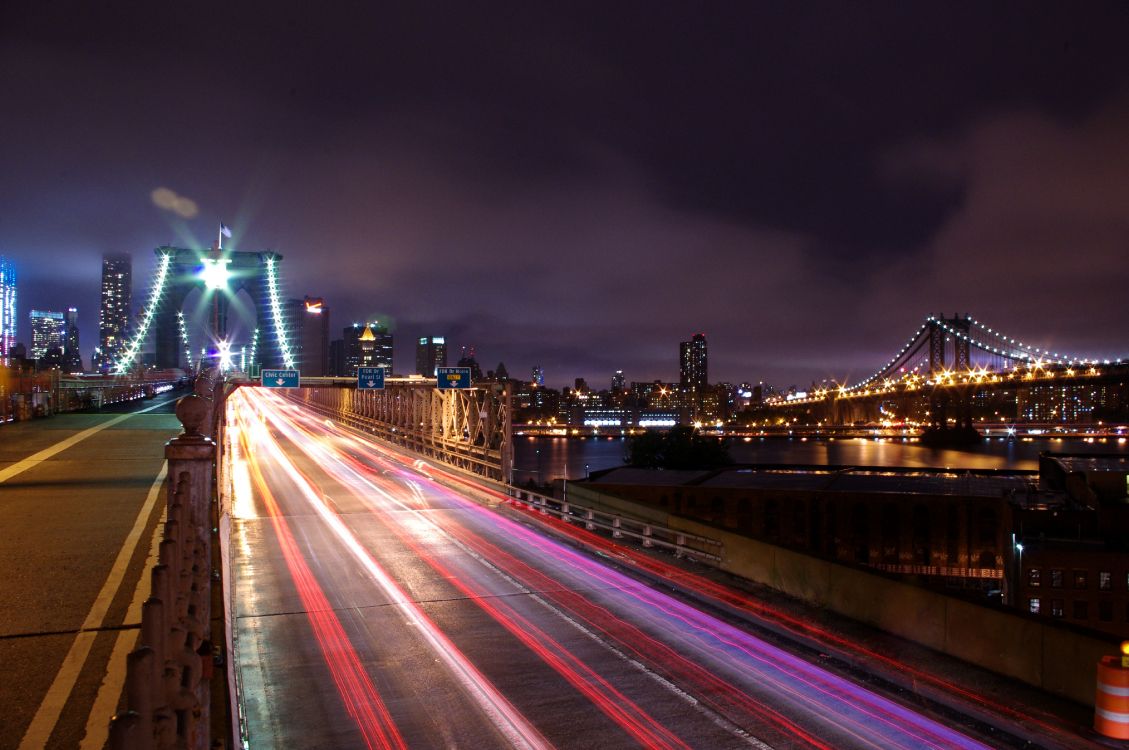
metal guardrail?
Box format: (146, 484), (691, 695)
(506, 488), (724, 564)
(108, 368), (223, 750)
(285, 379), (513, 483)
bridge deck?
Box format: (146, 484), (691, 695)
(0, 396), (183, 749)
(225, 388), (1103, 749)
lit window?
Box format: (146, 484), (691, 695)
(1050, 569), (1063, 588)
(1028, 598), (1040, 614)
(1099, 571), (1112, 591)
(1074, 570), (1088, 589)
(1050, 599), (1063, 617)
(1027, 568), (1041, 587)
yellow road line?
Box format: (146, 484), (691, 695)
(0, 398), (175, 485)
(79, 495), (168, 750)
(18, 462), (168, 750)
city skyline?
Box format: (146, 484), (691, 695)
(6, 247), (1129, 391)
(4, 4), (1129, 387)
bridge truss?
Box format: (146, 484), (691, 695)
(290, 379), (514, 483)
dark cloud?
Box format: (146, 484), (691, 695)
(2, 2), (1129, 386)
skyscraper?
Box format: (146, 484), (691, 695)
(531, 366), (545, 387)
(64, 307), (83, 372)
(283, 296), (331, 376)
(0, 257), (15, 366)
(680, 333), (708, 412)
(341, 322), (393, 375)
(612, 370), (626, 391)
(367, 323), (393, 371)
(297, 297), (330, 376)
(99, 253), (132, 372)
(415, 335), (447, 377)
(30, 310), (65, 360)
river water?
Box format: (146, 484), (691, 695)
(512, 434), (1129, 484)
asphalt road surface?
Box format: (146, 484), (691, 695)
(0, 391), (185, 750)
(229, 386), (1027, 750)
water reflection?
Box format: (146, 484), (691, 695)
(512, 435), (1129, 484)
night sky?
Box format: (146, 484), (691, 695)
(3, 2), (1129, 389)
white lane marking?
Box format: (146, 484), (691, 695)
(18, 462), (168, 750)
(247, 393), (551, 750)
(0, 398), (177, 485)
(79, 498), (168, 750)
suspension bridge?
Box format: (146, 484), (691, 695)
(768, 314), (1129, 431)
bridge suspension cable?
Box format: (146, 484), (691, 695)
(177, 311), (194, 371)
(264, 255), (296, 370)
(843, 314), (1125, 392)
(112, 250), (173, 375)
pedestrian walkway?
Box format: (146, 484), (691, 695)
(0, 396), (183, 750)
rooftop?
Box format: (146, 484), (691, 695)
(589, 464), (1038, 498)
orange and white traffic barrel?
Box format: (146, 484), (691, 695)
(1095, 641), (1129, 740)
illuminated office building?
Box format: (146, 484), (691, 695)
(99, 253), (132, 372)
(612, 370), (626, 392)
(342, 322), (393, 375)
(0, 257), (14, 366)
(30, 309), (65, 360)
(415, 335), (447, 377)
(680, 333), (708, 395)
(289, 296), (330, 375)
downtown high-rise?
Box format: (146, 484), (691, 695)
(415, 335), (447, 377)
(340, 322), (393, 375)
(64, 307), (83, 372)
(292, 296), (330, 376)
(0, 257), (15, 365)
(30, 310), (65, 360)
(98, 253), (132, 373)
(680, 333), (708, 412)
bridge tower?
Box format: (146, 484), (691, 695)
(928, 314), (974, 430)
(112, 245), (295, 374)
(928, 314), (971, 374)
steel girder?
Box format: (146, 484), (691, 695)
(294, 379), (513, 483)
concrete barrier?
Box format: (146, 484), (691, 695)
(571, 482), (1117, 707)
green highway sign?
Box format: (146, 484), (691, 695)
(262, 369), (300, 388)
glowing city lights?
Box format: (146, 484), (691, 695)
(113, 251), (172, 374)
(265, 256), (296, 369)
(177, 311), (194, 370)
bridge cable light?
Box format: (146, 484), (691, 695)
(113, 251), (172, 375)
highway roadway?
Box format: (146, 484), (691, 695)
(229, 386), (1036, 750)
